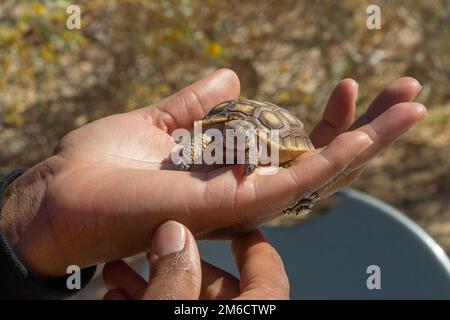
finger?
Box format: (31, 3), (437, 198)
(314, 78), (423, 198)
(200, 260), (240, 300)
(142, 221), (202, 300)
(317, 102), (427, 197)
(70, 130), (373, 257)
(243, 131), (374, 218)
(310, 78), (357, 147)
(348, 102), (426, 170)
(102, 260), (147, 299)
(231, 230), (289, 299)
(163, 131), (373, 238)
(137, 69), (240, 133)
(316, 167), (364, 199)
(349, 77), (422, 130)
(103, 289), (128, 300)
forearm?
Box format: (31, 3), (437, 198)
(1, 163), (51, 276)
(0, 163), (96, 299)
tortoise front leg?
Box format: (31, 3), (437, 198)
(225, 120), (260, 177)
(243, 143), (259, 176)
(179, 134), (212, 171)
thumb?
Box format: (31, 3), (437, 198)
(142, 220), (202, 300)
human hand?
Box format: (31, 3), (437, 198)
(1, 69), (425, 277)
(309, 77), (426, 197)
(103, 220), (289, 300)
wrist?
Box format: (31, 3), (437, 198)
(1, 162), (53, 277)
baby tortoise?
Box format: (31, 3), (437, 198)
(179, 99), (319, 215)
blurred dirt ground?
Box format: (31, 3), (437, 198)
(1, 1), (449, 253)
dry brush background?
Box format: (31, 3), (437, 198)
(1, 0), (449, 252)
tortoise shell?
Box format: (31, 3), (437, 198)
(200, 99), (314, 165)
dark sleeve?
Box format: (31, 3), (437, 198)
(0, 168), (97, 300)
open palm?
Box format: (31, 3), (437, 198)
(7, 69), (425, 277)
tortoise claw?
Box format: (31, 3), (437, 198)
(243, 164), (258, 177)
(179, 161), (191, 171)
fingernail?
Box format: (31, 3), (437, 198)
(152, 221), (186, 257)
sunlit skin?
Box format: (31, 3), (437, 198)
(103, 221), (290, 300)
(1, 69), (426, 277)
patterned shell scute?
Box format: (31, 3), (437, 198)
(259, 110), (284, 129)
(203, 99), (312, 150)
(206, 100), (231, 117)
(229, 102), (257, 116)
